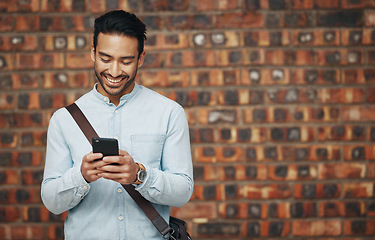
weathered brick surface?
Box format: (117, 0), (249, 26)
(1, 0), (375, 239)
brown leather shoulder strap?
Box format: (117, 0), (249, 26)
(66, 103), (99, 143)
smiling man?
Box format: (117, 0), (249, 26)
(41, 10), (193, 240)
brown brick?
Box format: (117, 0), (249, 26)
(0, 113), (46, 128)
(365, 11), (375, 26)
(171, 202), (217, 219)
(291, 0), (314, 9)
(42, 71), (91, 89)
(193, 165), (218, 181)
(0, 206), (20, 222)
(20, 131), (47, 147)
(0, 132), (18, 148)
(242, 184), (292, 199)
(269, 165), (316, 181)
(243, 107), (291, 123)
(0, 15), (15, 31)
(291, 29), (340, 46)
(192, 0), (237, 11)
(344, 144), (375, 161)
(318, 125), (366, 141)
(10, 225), (44, 240)
(294, 183), (341, 199)
(0, 73), (39, 90)
(41, 0), (88, 12)
(0, 94), (15, 110)
(318, 87), (366, 104)
(342, 0), (374, 9)
(341, 106), (375, 122)
(316, 49), (364, 66)
(368, 163), (375, 178)
(0, 54), (15, 71)
(216, 12), (264, 28)
(0, 35), (38, 51)
(343, 182), (374, 198)
(314, 0), (339, 8)
(242, 68), (290, 85)
(15, 53), (64, 70)
(191, 69), (240, 87)
(292, 220), (341, 236)
(219, 165), (267, 181)
(242, 30), (290, 47)
(16, 15), (40, 31)
(0, 0), (39, 12)
(342, 69), (375, 84)
(343, 219), (375, 236)
(48, 224), (65, 240)
(66, 53), (92, 69)
(292, 69), (340, 85)
(266, 50), (314, 66)
(146, 33), (189, 50)
(318, 163), (366, 179)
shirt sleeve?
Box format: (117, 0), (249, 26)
(41, 110), (91, 215)
(135, 106), (194, 207)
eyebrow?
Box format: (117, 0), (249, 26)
(98, 51), (135, 60)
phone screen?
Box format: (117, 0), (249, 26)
(92, 137), (119, 156)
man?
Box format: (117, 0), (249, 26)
(41, 10), (194, 240)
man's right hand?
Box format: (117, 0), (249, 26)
(81, 152), (107, 183)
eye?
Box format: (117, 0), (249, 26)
(100, 58), (111, 63)
(122, 61), (132, 65)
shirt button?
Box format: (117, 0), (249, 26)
(83, 186), (88, 190)
(114, 136), (118, 140)
(119, 216), (123, 221)
(117, 188), (122, 193)
(115, 110), (119, 114)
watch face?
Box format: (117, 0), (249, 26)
(138, 170), (147, 182)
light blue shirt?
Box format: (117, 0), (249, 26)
(41, 83), (194, 240)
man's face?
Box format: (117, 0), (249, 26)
(91, 33), (145, 100)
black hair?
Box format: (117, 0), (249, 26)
(93, 10), (147, 56)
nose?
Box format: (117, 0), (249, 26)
(108, 61), (121, 77)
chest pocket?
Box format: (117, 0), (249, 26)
(131, 134), (165, 168)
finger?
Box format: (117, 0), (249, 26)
(119, 149), (130, 156)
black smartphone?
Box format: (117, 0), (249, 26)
(92, 137), (119, 157)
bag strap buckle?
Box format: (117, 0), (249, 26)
(163, 228), (175, 239)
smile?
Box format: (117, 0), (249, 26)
(103, 74), (126, 83)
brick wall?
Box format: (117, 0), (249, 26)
(1, 0), (375, 239)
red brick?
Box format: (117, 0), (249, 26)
(216, 12), (264, 28)
(0, 132), (18, 148)
(0, 15), (15, 31)
(0, 0), (39, 12)
(292, 69), (340, 85)
(42, 71), (91, 89)
(219, 165), (268, 181)
(0, 206), (20, 222)
(314, 0), (339, 8)
(318, 125), (366, 141)
(10, 225), (44, 240)
(192, 0), (237, 11)
(242, 68), (290, 85)
(145, 33), (189, 50)
(291, 0), (314, 9)
(343, 219), (375, 236)
(341, 106), (375, 122)
(342, 0), (374, 9)
(368, 163), (375, 178)
(292, 220), (341, 236)
(171, 202), (217, 219)
(20, 131), (47, 147)
(344, 144), (375, 161)
(0, 54), (15, 71)
(343, 182), (374, 198)
(269, 164), (316, 181)
(291, 29), (340, 46)
(41, 0), (88, 12)
(191, 69), (240, 87)
(66, 53), (92, 69)
(16, 15), (40, 31)
(242, 184), (292, 199)
(365, 11), (375, 26)
(316, 49), (364, 66)
(294, 183), (341, 199)
(0, 35), (38, 51)
(15, 53), (64, 70)
(266, 50), (314, 66)
(318, 163), (366, 179)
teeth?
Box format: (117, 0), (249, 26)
(106, 76), (122, 83)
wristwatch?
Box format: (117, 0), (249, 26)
(133, 162), (147, 184)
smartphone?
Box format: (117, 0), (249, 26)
(92, 137), (119, 157)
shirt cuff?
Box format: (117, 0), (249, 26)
(72, 165), (91, 199)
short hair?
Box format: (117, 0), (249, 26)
(93, 10), (147, 56)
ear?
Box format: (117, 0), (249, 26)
(137, 51), (146, 68)
(91, 44), (96, 62)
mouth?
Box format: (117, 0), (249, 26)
(102, 74), (128, 84)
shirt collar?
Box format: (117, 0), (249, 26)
(92, 82), (140, 106)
